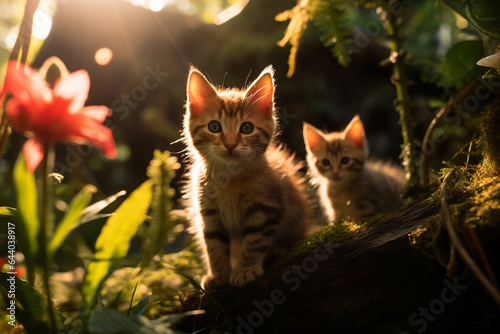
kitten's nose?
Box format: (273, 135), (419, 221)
(225, 143), (237, 151)
(332, 170), (340, 178)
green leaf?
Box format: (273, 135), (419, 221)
(48, 184), (96, 258)
(442, 40), (485, 90)
(444, 0), (500, 38)
(0, 273), (64, 332)
(13, 152), (39, 285)
(81, 181), (153, 313)
(129, 294), (152, 317)
(80, 190), (127, 221)
(0, 207), (18, 220)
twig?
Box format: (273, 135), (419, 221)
(446, 244), (456, 278)
(448, 133), (476, 166)
(440, 170), (500, 308)
(422, 78), (479, 187)
(464, 225), (499, 291)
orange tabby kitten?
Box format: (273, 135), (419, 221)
(303, 115), (404, 222)
(182, 65), (315, 289)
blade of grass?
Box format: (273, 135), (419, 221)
(127, 281), (139, 317)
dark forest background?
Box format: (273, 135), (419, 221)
(3, 0), (441, 205)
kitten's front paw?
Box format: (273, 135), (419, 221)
(202, 273), (229, 291)
(229, 265), (264, 287)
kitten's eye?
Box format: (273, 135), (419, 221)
(208, 121), (222, 133)
(321, 159), (330, 166)
(240, 122), (254, 134)
(340, 157), (350, 165)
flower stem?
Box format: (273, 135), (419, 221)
(0, 99), (12, 158)
(41, 143), (58, 333)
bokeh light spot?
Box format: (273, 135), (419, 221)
(33, 9), (53, 40)
(95, 47), (113, 66)
(149, 0), (164, 12)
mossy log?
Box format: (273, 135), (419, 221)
(175, 200), (500, 334)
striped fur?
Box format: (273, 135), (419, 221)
(182, 65), (316, 289)
(304, 115), (404, 222)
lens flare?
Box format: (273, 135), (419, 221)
(95, 47), (113, 66)
(149, 0), (164, 12)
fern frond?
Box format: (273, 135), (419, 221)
(141, 150), (180, 267)
(276, 0), (355, 77)
(276, 0), (311, 78)
(310, 0), (354, 68)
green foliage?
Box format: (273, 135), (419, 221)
(129, 293), (152, 317)
(48, 184), (96, 259)
(0, 272), (64, 333)
(13, 152), (39, 285)
(443, 0), (500, 38)
(441, 40), (486, 90)
(419, 40), (487, 90)
(141, 150), (180, 267)
(276, 0), (354, 76)
(89, 284), (202, 334)
(310, 0), (353, 68)
(0, 206), (18, 220)
(79, 190), (127, 224)
(82, 180), (153, 313)
(102, 249), (205, 319)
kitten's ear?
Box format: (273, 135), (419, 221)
(303, 122), (325, 153)
(245, 65), (275, 118)
(187, 66), (217, 118)
(343, 115), (365, 149)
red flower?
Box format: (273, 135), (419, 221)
(2, 61), (116, 172)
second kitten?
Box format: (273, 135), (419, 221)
(303, 115), (404, 222)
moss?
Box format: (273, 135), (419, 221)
(466, 163), (500, 227)
(409, 161), (500, 261)
(272, 213), (390, 268)
(479, 98), (500, 173)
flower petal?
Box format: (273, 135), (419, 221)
(4, 61), (51, 110)
(67, 118), (116, 159)
(80, 106), (111, 122)
(53, 69), (90, 113)
(23, 138), (44, 172)
(84, 125), (116, 159)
